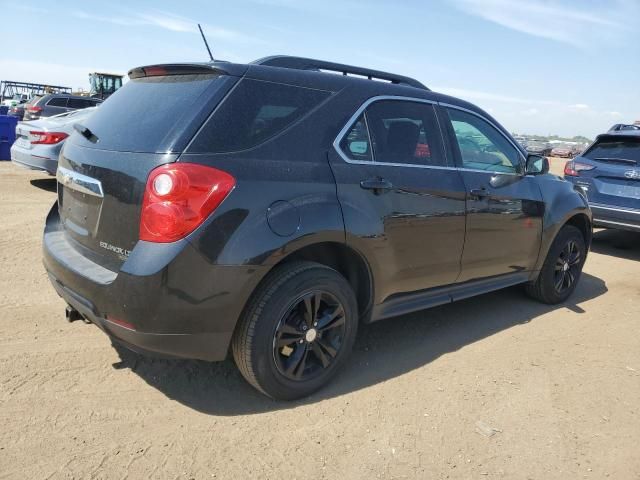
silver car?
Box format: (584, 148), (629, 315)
(11, 108), (97, 175)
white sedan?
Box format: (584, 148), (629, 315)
(11, 107), (97, 175)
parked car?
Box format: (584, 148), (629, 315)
(2, 93), (29, 107)
(23, 94), (102, 121)
(11, 108), (97, 175)
(565, 130), (640, 232)
(551, 145), (573, 158)
(513, 136), (528, 149)
(8, 103), (26, 120)
(570, 144), (585, 157)
(44, 56), (592, 400)
(526, 141), (553, 156)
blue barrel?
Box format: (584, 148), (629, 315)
(0, 106), (8, 115)
(0, 115), (18, 160)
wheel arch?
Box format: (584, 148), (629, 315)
(248, 241), (374, 323)
(564, 213), (592, 249)
(277, 242), (374, 321)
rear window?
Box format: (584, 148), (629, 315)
(188, 79), (331, 153)
(74, 74), (227, 153)
(584, 138), (640, 163)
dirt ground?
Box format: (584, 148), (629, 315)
(0, 159), (639, 480)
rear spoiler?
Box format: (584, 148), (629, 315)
(128, 62), (248, 79)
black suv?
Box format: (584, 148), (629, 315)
(44, 56), (592, 399)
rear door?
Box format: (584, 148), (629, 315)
(330, 98), (467, 301)
(439, 105), (544, 283)
(577, 135), (640, 209)
(56, 72), (237, 270)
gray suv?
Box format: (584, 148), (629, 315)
(24, 94), (102, 121)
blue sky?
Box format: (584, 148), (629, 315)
(1, 0), (639, 138)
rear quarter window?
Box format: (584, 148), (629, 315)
(188, 79), (331, 153)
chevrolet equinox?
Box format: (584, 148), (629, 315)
(44, 56), (592, 399)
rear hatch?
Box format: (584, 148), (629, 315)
(56, 65), (240, 271)
(576, 134), (640, 209)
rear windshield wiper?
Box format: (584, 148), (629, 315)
(73, 123), (99, 143)
(593, 157), (638, 165)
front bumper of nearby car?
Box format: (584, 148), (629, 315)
(10, 143), (58, 175)
(42, 205), (267, 361)
(589, 203), (640, 232)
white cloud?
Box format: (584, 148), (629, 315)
(522, 108), (539, 116)
(71, 9), (261, 44)
(569, 103), (590, 110)
(450, 0), (636, 47)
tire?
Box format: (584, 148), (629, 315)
(232, 261), (358, 400)
(526, 225), (586, 304)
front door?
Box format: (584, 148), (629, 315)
(440, 106), (544, 283)
(329, 99), (467, 302)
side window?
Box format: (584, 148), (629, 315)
(339, 115), (372, 161)
(365, 100), (446, 166)
(189, 79), (331, 153)
(446, 108), (521, 173)
(67, 98), (91, 109)
(47, 97), (68, 107)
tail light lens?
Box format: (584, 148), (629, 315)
(29, 131), (69, 145)
(140, 163), (236, 243)
(564, 160), (595, 177)
(27, 106), (42, 113)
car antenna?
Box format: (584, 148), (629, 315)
(198, 23), (215, 62)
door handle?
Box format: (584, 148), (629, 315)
(469, 187), (490, 199)
(360, 178), (394, 195)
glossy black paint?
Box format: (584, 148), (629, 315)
(43, 58), (592, 362)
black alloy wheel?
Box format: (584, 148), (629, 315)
(273, 291), (346, 381)
(553, 239), (582, 294)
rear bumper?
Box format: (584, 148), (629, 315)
(43, 204), (268, 361)
(11, 144), (57, 175)
(590, 203), (640, 232)
(49, 273), (232, 360)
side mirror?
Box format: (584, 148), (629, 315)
(526, 154), (549, 175)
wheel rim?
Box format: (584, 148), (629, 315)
(273, 291), (347, 381)
(553, 239), (582, 294)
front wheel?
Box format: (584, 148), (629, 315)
(232, 261), (358, 400)
(526, 225), (586, 304)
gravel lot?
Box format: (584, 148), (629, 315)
(0, 160), (639, 479)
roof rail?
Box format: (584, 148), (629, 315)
(253, 56), (429, 90)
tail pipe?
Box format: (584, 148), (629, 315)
(65, 305), (86, 323)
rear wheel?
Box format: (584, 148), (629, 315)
(526, 225), (586, 304)
(232, 261), (358, 400)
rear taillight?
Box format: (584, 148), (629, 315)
(29, 131), (69, 145)
(27, 106), (42, 113)
(139, 163), (236, 243)
(564, 160), (595, 177)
